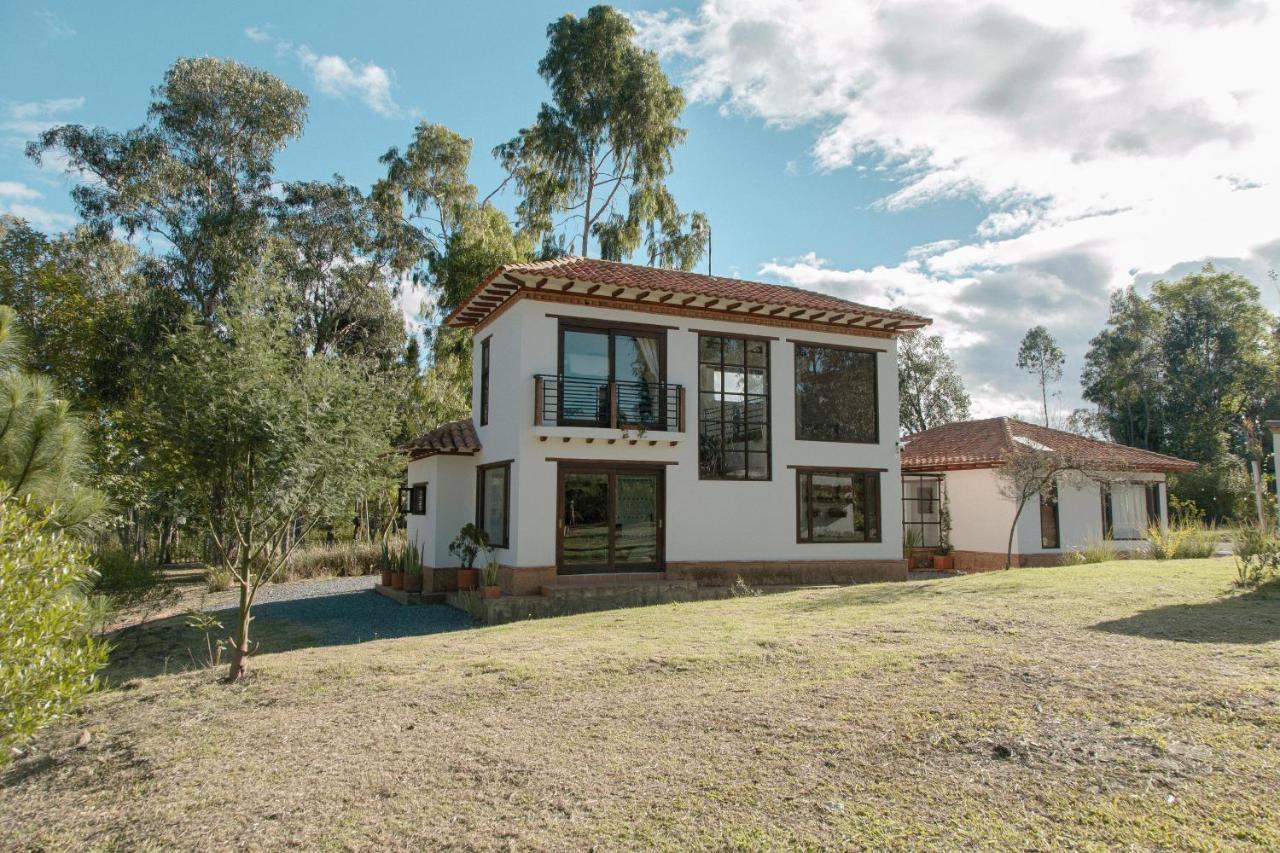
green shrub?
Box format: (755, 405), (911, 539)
(0, 501), (107, 760)
(1146, 521), (1218, 560)
(206, 565), (233, 592)
(1232, 526), (1280, 588)
(91, 549), (177, 614)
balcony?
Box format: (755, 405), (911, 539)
(534, 374), (685, 434)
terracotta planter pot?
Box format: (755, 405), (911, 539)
(456, 568), (478, 590)
(403, 572), (423, 593)
(379, 569), (392, 587)
(482, 585), (501, 599)
(391, 570), (404, 590)
(932, 555), (955, 571)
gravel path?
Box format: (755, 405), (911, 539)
(201, 575), (473, 646)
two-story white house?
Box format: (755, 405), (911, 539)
(402, 256), (931, 597)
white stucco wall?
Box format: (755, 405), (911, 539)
(404, 455), (477, 568)
(437, 297), (904, 569)
(937, 466), (1167, 558)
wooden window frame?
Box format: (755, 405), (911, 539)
(556, 319), (669, 429)
(479, 336), (490, 427)
(475, 461), (511, 549)
(1145, 482), (1161, 528)
(1039, 480), (1060, 549)
(408, 483), (428, 516)
(555, 461), (666, 574)
(793, 342), (880, 444)
(795, 469), (882, 544)
(697, 333), (772, 482)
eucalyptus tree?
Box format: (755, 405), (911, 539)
(1016, 325), (1065, 427)
(29, 58), (308, 321)
(495, 5), (708, 267)
(897, 328), (971, 435)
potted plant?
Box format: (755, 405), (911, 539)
(403, 542), (424, 593)
(377, 542), (393, 588)
(449, 523), (489, 591)
(932, 544), (955, 571)
(481, 552), (501, 599)
(391, 564), (404, 590)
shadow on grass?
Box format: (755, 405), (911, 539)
(785, 576), (1028, 613)
(1092, 581), (1280, 645)
(102, 590), (473, 684)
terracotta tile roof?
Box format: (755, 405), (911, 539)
(402, 418), (480, 460)
(444, 256), (931, 334)
(901, 417), (1198, 473)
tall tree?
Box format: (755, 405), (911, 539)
(1016, 325), (1065, 427)
(0, 305), (107, 757)
(29, 58), (308, 320)
(897, 328), (971, 435)
(495, 5), (708, 267)
(1082, 287), (1166, 451)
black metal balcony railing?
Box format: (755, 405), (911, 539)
(535, 374), (685, 431)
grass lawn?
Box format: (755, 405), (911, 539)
(3, 558), (1278, 850)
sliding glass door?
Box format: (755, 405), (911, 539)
(558, 465), (663, 573)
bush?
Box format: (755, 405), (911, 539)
(91, 549), (176, 614)
(276, 540), (386, 582)
(1233, 527), (1280, 588)
(206, 565), (232, 592)
(1064, 538), (1113, 565)
(1146, 521), (1218, 560)
(0, 501), (107, 760)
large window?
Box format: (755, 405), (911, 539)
(698, 334), (770, 480)
(794, 343), (878, 443)
(1039, 481), (1060, 549)
(902, 474), (942, 547)
(796, 469), (881, 543)
(476, 461), (510, 548)
(409, 483), (427, 516)
(558, 321), (666, 427)
(479, 337), (490, 426)
(1102, 482), (1150, 541)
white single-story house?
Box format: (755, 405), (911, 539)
(900, 417), (1198, 571)
(400, 256), (932, 596)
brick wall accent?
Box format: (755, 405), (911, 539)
(499, 565), (557, 596)
(951, 551), (1065, 572)
(665, 559), (907, 587)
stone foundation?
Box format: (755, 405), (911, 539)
(665, 559), (907, 587)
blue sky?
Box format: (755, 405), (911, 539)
(3, 1), (1278, 420)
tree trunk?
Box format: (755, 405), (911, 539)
(1251, 457), (1266, 529)
(1005, 499), (1027, 570)
(1041, 380), (1049, 427)
(227, 575), (251, 683)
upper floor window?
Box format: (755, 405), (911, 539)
(559, 320), (666, 427)
(797, 468), (881, 543)
(794, 343), (879, 443)
(698, 335), (770, 480)
(479, 337), (490, 427)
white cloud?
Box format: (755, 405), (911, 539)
(0, 181), (42, 200)
(296, 47), (400, 117)
(35, 9), (76, 39)
(637, 0), (1280, 416)
(245, 27), (402, 117)
(0, 201), (77, 231)
(3, 97), (85, 142)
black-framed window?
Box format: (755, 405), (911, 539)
(1145, 482), (1161, 528)
(398, 486), (411, 515)
(797, 469), (881, 543)
(794, 343), (878, 443)
(479, 337), (490, 427)
(476, 461), (510, 548)
(1039, 480), (1060, 549)
(556, 320), (668, 428)
(698, 334), (770, 480)
(408, 483), (427, 516)
(902, 474), (943, 547)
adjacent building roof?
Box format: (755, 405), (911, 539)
(901, 417), (1198, 473)
(444, 256), (931, 337)
(402, 418), (481, 460)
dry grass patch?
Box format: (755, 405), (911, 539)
(3, 559), (1279, 850)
